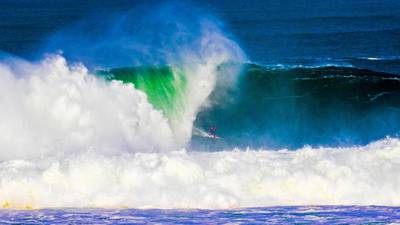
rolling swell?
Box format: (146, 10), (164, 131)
(193, 64), (400, 149)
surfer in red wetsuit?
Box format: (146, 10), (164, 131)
(209, 126), (217, 139)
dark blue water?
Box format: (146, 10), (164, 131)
(214, 0), (400, 65)
(2, 0), (400, 70)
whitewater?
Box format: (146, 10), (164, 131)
(2, 132), (400, 209)
(0, 2), (400, 211)
(0, 55), (399, 209)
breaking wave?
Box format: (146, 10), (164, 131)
(0, 56), (176, 160)
(1, 2), (400, 209)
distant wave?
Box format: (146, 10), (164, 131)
(194, 64), (400, 149)
(255, 56), (400, 73)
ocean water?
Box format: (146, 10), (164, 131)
(1, 206), (400, 224)
(1, 0), (400, 223)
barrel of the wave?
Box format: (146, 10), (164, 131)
(97, 66), (187, 132)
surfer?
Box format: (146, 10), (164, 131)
(209, 126), (217, 139)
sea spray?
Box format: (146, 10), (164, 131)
(0, 55), (176, 160)
(44, 3), (246, 145)
(0, 1), (248, 157)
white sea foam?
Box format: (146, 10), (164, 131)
(0, 138), (400, 209)
(0, 55), (176, 160)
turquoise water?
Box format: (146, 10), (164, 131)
(98, 66), (187, 121)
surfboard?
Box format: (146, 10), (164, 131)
(193, 127), (221, 140)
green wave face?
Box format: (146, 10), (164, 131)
(98, 66), (187, 121)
